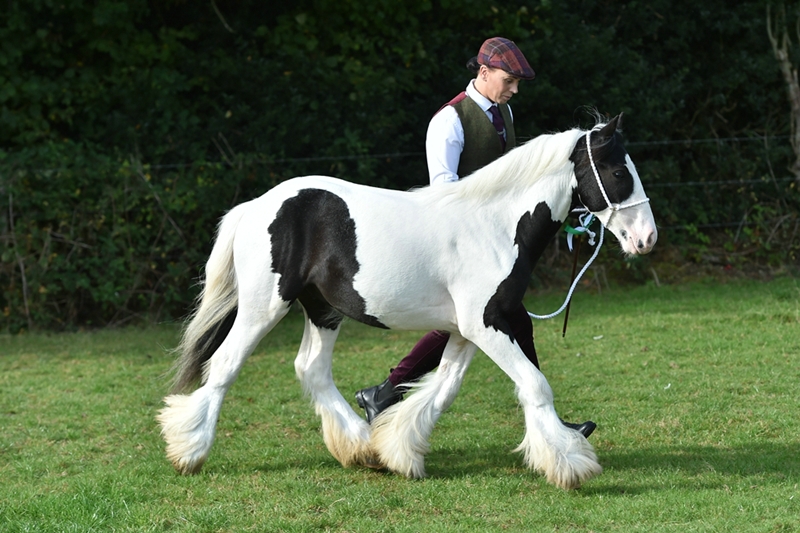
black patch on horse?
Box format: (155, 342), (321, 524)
(268, 188), (388, 330)
(483, 201), (562, 341)
(571, 125), (634, 212)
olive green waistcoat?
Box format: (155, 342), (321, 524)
(452, 97), (516, 178)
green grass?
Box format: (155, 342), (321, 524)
(1, 278), (798, 532)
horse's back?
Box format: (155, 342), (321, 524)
(222, 176), (458, 330)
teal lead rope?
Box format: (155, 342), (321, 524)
(564, 213), (597, 251)
(527, 212), (603, 336)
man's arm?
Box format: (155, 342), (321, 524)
(425, 106), (464, 185)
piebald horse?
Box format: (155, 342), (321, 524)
(158, 115), (656, 490)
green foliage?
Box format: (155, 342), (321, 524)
(0, 0), (798, 329)
(2, 144), (203, 330)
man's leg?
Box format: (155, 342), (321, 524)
(355, 330), (450, 423)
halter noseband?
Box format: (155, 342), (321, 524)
(584, 129), (650, 221)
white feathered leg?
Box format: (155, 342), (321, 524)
(513, 380), (602, 489)
(294, 312), (377, 468)
(158, 305), (288, 475)
(473, 330), (602, 490)
(370, 333), (477, 478)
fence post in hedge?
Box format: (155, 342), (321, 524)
(7, 191), (32, 330)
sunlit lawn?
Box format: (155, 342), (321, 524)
(1, 278), (798, 532)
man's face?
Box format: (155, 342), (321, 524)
(480, 66), (520, 104)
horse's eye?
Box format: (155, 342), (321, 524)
(613, 170), (625, 179)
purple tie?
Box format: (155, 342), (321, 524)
(488, 105), (506, 151)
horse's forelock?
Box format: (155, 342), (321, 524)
(592, 130), (625, 162)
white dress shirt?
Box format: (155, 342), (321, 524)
(425, 80), (514, 185)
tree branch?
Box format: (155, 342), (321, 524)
(211, 0), (235, 33)
(767, 3), (800, 182)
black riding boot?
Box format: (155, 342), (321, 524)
(355, 378), (404, 423)
(560, 419), (597, 439)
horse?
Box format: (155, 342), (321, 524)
(157, 114), (657, 490)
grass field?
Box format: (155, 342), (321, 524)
(1, 277), (798, 532)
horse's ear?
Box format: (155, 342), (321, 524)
(597, 114), (621, 140)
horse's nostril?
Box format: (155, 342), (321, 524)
(637, 240), (644, 249)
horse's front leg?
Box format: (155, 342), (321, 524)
(369, 333), (478, 478)
(472, 328), (602, 490)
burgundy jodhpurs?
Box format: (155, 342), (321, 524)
(387, 302), (539, 387)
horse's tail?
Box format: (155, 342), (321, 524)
(170, 204), (248, 393)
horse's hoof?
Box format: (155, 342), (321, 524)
(361, 455), (387, 470)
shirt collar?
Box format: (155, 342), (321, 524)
(466, 80), (495, 112)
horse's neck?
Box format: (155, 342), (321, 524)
(494, 165), (576, 223)
(512, 176), (574, 265)
(422, 131), (580, 270)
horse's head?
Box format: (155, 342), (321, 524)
(571, 114), (657, 256)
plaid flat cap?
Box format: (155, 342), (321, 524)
(477, 37), (535, 80)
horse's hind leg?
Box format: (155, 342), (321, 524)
(158, 303), (289, 475)
(370, 333), (478, 478)
(294, 313), (377, 468)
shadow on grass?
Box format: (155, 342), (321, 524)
(424, 441), (800, 488)
(211, 438), (799, 494)
(599, 441), (800, 476)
